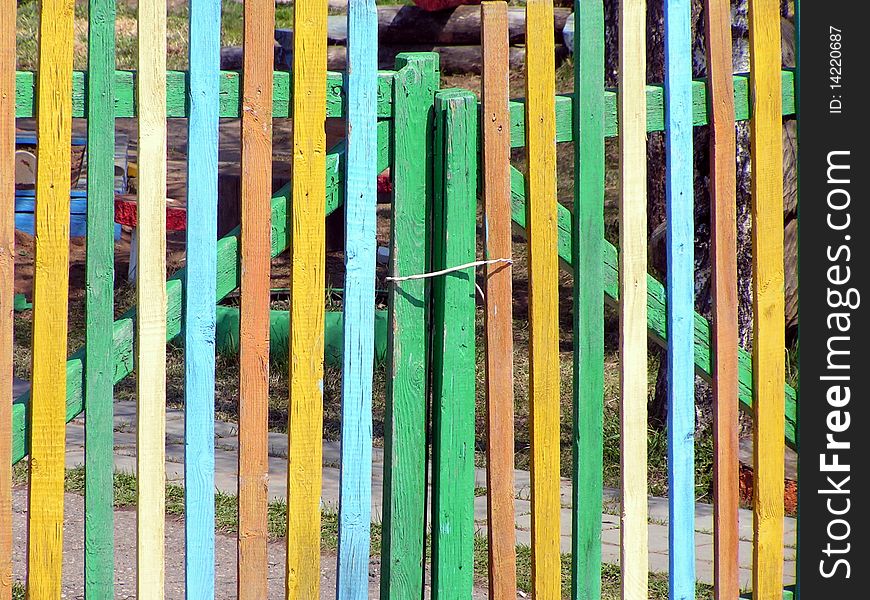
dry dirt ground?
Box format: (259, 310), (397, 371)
(10, 486), (501, 599)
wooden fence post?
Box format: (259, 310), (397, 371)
(26, 0), (75, 595)
(136, 0), (168, 596)
(337, 0), (379, 597)
(286, 0), (327, 596)
(238, 0), (275, 596)
(380, 52), (438, 600)
(618, 0), (649, 597)
(703, 0), (740, 598)
(185, 0), (221, 596)
(571, 2), (605, 598)
(748, 1), (786, 597)
(84, 0), (117, 596)
(664, 0), (696, 596)
(481, 3), (518, 598)
(525, 1), (561, 598)
(0, 0), (14, 596)
(430, 88), (478, 600)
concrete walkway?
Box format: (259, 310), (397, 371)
(59, 400), (796, 589)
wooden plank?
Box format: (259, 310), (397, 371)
(430, 89), (478, 600)
(379, 52), (438, 600)
(336, 0), (378, 597)
(10, 68), (797, 127)
(286, 1), (327, 596)
(238, 0), (274, 596)
(570, 2), (605, 599)
(84, 0), (117, 596)
(25, 0), (74, 595)
(9, 131), (393, 467)
(502, 71), (797, 148)
(663, 0), (696, 595)
(480, 4), (517, 599)
(703, 1), (740, 598)
(524, 2), (560, 598)
(748, 1), (785, 597)
(136, 0), (168, 596)
(617, 0), (648, 598)
(14, 70), (393, 119)
(0, 0), (15, 596)
(184, 0), (221, 595)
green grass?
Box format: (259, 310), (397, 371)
(53, 464), (715, 599)
(14, 0), (294, 71)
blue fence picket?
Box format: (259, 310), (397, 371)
(664, 0), (696, 597)
(337, 0), (379, 597)
(184, 1), (221, 596)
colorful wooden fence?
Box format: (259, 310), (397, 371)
(3, 0), (797, 598)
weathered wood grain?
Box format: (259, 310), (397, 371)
(14, 70), (393, 118)
(238, 0), (274, 596)
(0, 0), (15, 596)
(480, 4), (517, 599)
(570, 2), (605, 598)
(748, 1), (786, 597)
(663, 0), (696, 596)
(617, 0), (648, 597)
(380, 53), (438, 600)
(703, 1), (740, 598)
(524, 2), (560, 598)
(26, 0), (75, 595)
(136, 0), (168, 596)
(336, 0), (378, 597)
(286, 1), (328, 596)
(84, 0), (117, 596)
(430, 89), (477, 600)
(184, 1), (221, 596)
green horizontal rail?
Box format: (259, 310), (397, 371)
(507, 69), (795, 146)
(13, 69), (794, 133)
(14, 70), (395, 119)
(508, 166), (798, 450)
(10, 122), (392, 464)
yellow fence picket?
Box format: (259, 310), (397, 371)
(136, 0), (168, 596)
(26, 0), (75, 595)
(286, 1), (328, 597)
(748, 1), (785, 597)
(524, 2), (561, 598)
(618, 1), (649, 598)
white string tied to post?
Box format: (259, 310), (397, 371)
(384, 257), (513, 302)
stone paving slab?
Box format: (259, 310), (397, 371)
(61, 400), (798, 589)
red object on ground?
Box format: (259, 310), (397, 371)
(114, 194), (188, 231)
(377, 169), (393, 194)
(413, 0), (480, 11)
(739, 463), (798, 516)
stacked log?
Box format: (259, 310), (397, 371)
(240, 5), (571, 75)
